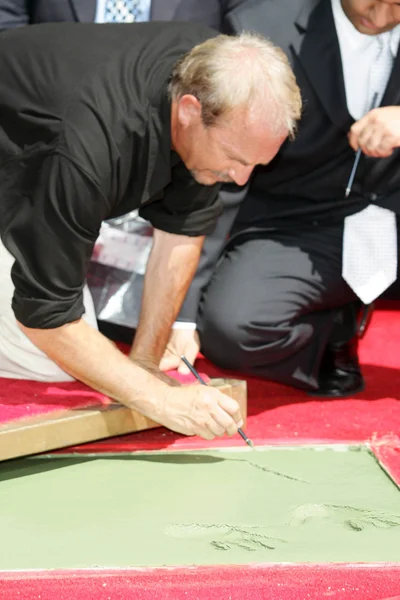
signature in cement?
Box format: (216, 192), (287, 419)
(289, 503), (400, 531)
(227, 457), (309, 483)
(165, 523), (287, 552)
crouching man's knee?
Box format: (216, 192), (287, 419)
(199, 306), (304, 373)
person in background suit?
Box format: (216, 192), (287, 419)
(0, 0), (245, 29)
(162, 0), (400, 396)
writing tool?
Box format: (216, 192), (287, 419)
(345, 92), (379, 198)
(180, 355), (254, 449)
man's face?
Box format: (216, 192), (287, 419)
(341, 0), (400, 34)
(174, 100), (286, 187)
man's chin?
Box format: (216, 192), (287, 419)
(190, 170), (218, 186)
(356, 16), (391, 35)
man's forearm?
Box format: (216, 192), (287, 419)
(130, 228), (204, 363)
(18, 318), (167, 418)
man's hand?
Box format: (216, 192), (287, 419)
(18, 319), (241, 440)
(159, 328), (200, 374)
(157, 384), (243, 440)
(348, 106), (400, 158)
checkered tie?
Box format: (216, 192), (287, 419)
(104, 0), (144, 22)
(342, 34), (397, 304)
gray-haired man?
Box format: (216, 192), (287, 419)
(0, 22), (300, 439)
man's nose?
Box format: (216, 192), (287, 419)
(372, 3), (393, 28)
(229, 165), (253, 186)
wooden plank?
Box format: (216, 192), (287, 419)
(0, 378), (247, 461)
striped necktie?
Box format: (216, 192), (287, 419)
(104, 0), (144, 23)
(342, 34), (397, 304)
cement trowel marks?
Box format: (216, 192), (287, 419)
(0, 446), (400, 569)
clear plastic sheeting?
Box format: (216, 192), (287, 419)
(87, 211), (153, 329)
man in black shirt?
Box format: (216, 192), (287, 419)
(0, 21), (301, 439)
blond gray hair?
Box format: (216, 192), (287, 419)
(168, 32), (302, 139)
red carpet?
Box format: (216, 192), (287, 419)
(2, 565), (400, 600)
(0, 380), (111, 423)
(0, 371), (210, 424)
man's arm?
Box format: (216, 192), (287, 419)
(160, 185), (247, 373)
(9, 153), (242, 439)
(130, 227), (204, 367)
(0, 0), (30, 29)
(18, 317), (243, 440)
(137, 162), (225, 374)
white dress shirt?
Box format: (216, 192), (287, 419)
(332, 0), (400, 304)
(331, 0), (400, 119)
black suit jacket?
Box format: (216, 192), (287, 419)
(0, 0), (246, 30)
(178, 0), (400, 321)
(225, 0), (400, 230)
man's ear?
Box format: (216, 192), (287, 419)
(177, 94), (202, 127)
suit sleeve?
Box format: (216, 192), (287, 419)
(9, 154), (111, 329)
(0, 0), (30, 29)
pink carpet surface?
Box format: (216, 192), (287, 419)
(1, 565), (400, 600)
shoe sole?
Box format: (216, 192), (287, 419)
(307, 381), (365, 399)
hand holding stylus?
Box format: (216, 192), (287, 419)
(348, 106), (400, 158)
(181, 356), (254, 448)
(161, 382), (243, 441)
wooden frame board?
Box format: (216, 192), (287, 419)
(0, 378), (247, 461)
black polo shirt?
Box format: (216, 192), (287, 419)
(0, 21), (221, 328)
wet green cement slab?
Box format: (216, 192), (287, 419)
(1, 445), (400, 569)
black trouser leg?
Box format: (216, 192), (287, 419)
(198, 223), (358, 391)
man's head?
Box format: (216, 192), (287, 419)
(169, 32), (301, 186)
(341, 0), (400, 34)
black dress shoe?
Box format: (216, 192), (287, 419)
(309, 335), (365, 398)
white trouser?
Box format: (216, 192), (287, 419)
(0, 239), (98, 381)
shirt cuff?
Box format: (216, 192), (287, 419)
(172, 321), (197, 330)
